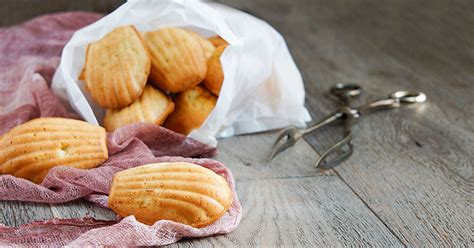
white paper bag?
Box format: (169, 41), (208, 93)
(52, 0), (312, 146)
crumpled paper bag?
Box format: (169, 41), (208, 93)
(52, 0), (312, 146)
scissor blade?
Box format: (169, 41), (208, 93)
(272, 128), (292, 145)
(269, 128), (296, 161)
(269, 141), (293, 161)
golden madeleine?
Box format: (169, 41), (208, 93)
(83, 25), (151, 109)
(78, 67), (86, 81)
(108, 162), (233, 227)
(208, 36), (228, 47)
(203, 45), (226, 96)
(0, 118), (108, 184)
(103, 85), (175, 132)
(188, 31), (215, 60)
(164, 86), (217, 135)
(144, 27), (207, 93)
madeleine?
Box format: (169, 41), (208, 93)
(208, 36), (228, 47)
(203, 45), (226, 95)
(108, 162), (233, 227)
(0, 118), (108, 184)
(164, 86), (217, 135)
(83, 25), (150, 109)
(144, 27), (207, 93)
(103, 85), (175, 132)
(188, 30), (215, 60)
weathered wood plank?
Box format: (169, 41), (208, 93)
(0, 200), (117, 227)
(49, 199), (116, 221)
(171, 131), (401, 246)
(214, 132), (322, 180)
(171, 176), (401, 247)
(234, 0), (473, 246)
(0, 201), (53, 227)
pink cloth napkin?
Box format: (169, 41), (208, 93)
(0, 12), (242, 246)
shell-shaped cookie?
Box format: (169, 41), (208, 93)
(188, 31), (215, 60)
(108, 162), (233, 227)
(203, 45), (227, 96)
(208, 36), (228, 47)
(164, 86), (217, 135)
(83, 25), (151, 109)
(0, 118), (108, 184)
(103, 85), (175, 132)
(144, 27), (207, 93)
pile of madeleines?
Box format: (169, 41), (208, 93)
(0, 26), (234, 227)
(81, 25), (228, 135)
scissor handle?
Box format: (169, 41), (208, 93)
(390, 91), (427, 105)
(359, 91), (426, 114)
(330, 83), (362, 101)
(303, 112), (342, 134)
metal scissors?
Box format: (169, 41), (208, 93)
(270, 83), (427, 169)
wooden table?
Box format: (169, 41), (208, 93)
(1, 0), (472, 246)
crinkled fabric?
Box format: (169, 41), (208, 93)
(0, 155), (241, 247)
(0, 12), (98, 134)
(0, 12), (241, 246)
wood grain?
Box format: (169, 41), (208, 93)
(171, 177), (401, 247)
(0, 201), (53, 227)
(49, 200), (116, 221)
(214, 131), (322, 180)
(231, 0), (473, 246)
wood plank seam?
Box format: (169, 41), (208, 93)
(235, 174), (324, 183)
(300, 136), (407, 244)
(331, 169), (407, 245)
